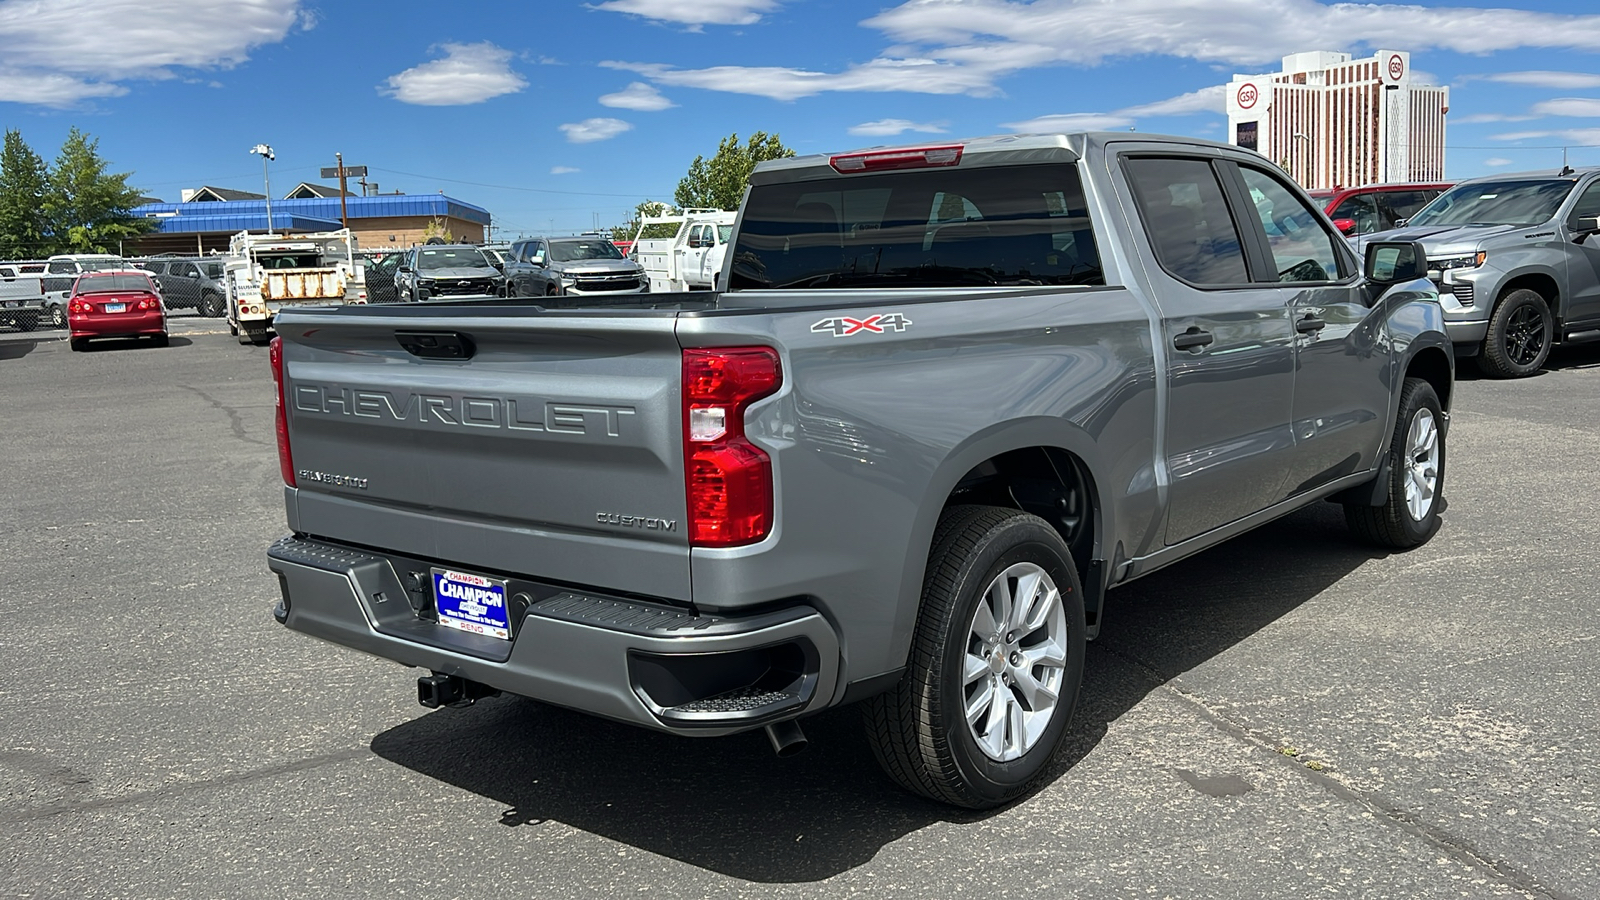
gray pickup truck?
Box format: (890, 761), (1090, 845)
(266, 133), (1452, 808)
(1363, 167), (1600, 377)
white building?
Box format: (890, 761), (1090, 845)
(1223, 50), (1449, 190)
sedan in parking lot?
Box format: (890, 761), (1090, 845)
(67, 270), (168, 351)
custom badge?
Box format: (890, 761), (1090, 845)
(811, 312), (912, 337)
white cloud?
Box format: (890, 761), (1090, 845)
(1484, 157), (1515, 166)
(0, 0), (301, 107)
(599, 82), (676, 110)
(591, 0), (779, 27)
(1531, 97), (1600, 118)
(610, 1), (1600, 104)
(602, 58), (1000, 101)
(1003, 112), (1133, 132)
(1492, 128), (1600, 143)
(1480, 71), (1600, 90)
(550, 166), (581, 175)
(382, 42), (527, 105)
(1003, 85), (1225, 134)
(1120, 85), (1226, 118)
(1453, 112), (1536, 124)
(560, 118), (634, 143)
(848, 118), (948, 136)
(865, 0), (1600, 68)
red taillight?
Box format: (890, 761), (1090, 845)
(269, 336), (296, 487)
(682, 347), (781, 547)
(69, 300), (91, 315)
(137, 297), (158, 311)
(829, 145), (963, 173)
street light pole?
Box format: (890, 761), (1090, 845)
(250, 144), (275, 234)
(1291, 132), (1313, 188)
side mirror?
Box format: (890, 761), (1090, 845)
(1570, 215), (1600, 243)
(1365, 241), (1427, 285)
(492, 261), (505, 272)
(397, 265), (412, 273)
(1394, 218), (1408, 228)
(1333, 217), (1357, 236)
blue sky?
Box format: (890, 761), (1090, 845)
(5, 0), (1600, 237)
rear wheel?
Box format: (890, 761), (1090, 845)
(15, 310), (36, 332)
(69, 337), (87, 352)
(1478, 288), (1552, 378)
(863, 505), (1086, 808)
(48, 305), (66, 329)
(1344, 377), (1445, 548)
(150, 333), (170, 348)
(198, 291), (223, 318)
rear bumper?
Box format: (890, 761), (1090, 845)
(267, 535), (841, 736)
(70, 311), (165, 337)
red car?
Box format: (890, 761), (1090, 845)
(1307, 183), (1453, 237)
(67, 269), (168, 351)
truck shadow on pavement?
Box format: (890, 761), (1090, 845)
(370, 501), (1393, 883)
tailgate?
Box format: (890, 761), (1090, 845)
(276, 306), (690, 601)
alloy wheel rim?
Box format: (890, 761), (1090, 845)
(1505, 305), (1547, 366)
(1404, 408), (1439, 522)
(962, 561), (1069, 762)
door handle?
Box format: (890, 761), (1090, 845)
(1295, 315), (1327, 334)
(1173, 327), (1214, 351)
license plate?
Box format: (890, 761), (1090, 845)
(105, 303), (125, 313)
(431, 568), (511, 639)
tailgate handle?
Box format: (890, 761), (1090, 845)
(396, 330), (475, 360)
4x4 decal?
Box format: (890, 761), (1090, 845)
(811, 312), (912, 337)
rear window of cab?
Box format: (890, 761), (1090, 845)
(76, 274), (156, 293)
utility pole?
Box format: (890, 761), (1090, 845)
(321, 157), (367, 231)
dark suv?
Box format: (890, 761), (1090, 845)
(135, 257), (228, 317)
(393, 244), (504, 302)
(1308, 183), (1452, 237)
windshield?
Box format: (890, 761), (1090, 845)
(1409, 179), (1575, 227)
(417, 247), (491, 270)
(256, 253), (323, 269)
(548, 239), (623, 263)
(728, 163), (1104, 290)
(79, 259), (123, 273)
(77, 274), (154, 293)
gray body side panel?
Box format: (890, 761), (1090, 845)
(271, 131), (1453, 728)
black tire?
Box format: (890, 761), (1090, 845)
(1344, 378), (1445, 549)
(48, 305), (66, 329)
(15, 309), (37, 332)
(545, 284), (560, 297)
(1478, 288), (1552, 378)
(69, 337), (87, 352)
(863, 505), (1086, 809)
(198, 292), (223, 318)
(151, 333), (170, 348)
(227, 320), (238, 336)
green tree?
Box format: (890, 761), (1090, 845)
(421, 216), (456, 243)
(0, 129), (51, 258)
(611, 199), (680, 242)
(674, 131), (795, 210)
(43, 127), (153, 254)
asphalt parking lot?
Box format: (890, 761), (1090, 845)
(2, 318), (1597, 900)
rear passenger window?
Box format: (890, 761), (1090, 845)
(1238, 167), (1344, 283)
(1125, 157), (1249, 285)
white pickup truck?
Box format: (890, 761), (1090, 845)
(0, 267), (48, 331)
(631, 208), (736, 292)
(223, 230), (367, 345)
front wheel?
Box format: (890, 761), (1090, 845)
(1478, 288), (1552, 378)
(863, 505), (1086, 808)
(1345, 377), (1445, 549)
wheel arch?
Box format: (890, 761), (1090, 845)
(1496, 269), (1561, 313)
(1404, 343), (1454, 412)
(891, 419), (1112, 666)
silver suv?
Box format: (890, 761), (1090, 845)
(502, 236), (647, 298)
(1367, 168), (1600, 377)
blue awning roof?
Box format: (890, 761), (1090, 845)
(132, 192), (491, 235)
(148, 213), (346, 234)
